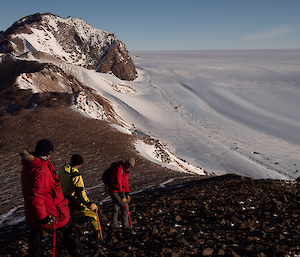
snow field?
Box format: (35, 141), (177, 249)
(14, 49), (300, 179)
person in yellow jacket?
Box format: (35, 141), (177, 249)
(59, 154), (100, 239)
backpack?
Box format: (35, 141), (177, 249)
(102, 162), (119, 186)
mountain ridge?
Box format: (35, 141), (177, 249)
(0, 12), (136, 80)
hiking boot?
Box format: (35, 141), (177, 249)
(90, 230), (103, 242)
(96, 230), (101, 240)
(111, 227), (118, 233)
(122, 228), (135, 235)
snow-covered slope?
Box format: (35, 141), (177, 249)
(0, 51), (207, 175)
(128, 50), (300, 180)
(3, 49), (300, 179)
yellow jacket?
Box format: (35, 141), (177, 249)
(59, 163), (91, 208)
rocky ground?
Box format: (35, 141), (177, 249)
(1, 174), (300, 257)
(1, 106), (300, 257)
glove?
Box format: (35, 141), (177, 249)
(90, 203), (98, 211)
(40, 215), (53, 225)
(126, 195), (130, 203)
(121, 197), (127, 203)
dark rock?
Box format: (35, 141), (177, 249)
(217, 248), (225, 255)
(202, 247), (214, 255)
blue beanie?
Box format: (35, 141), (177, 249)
(35, 139), (54, 156)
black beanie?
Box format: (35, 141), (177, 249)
(35, 139), (54, 156)
(70, 154), (83, 166)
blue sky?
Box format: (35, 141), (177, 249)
(1, 0), (299, 51)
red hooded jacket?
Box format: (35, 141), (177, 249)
(108, 161), (130, 195)
(21, 150), (70, 230)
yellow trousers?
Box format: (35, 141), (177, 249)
(71, 204), (99, 232)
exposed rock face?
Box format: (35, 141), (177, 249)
(97, 40), (136, 81)
(0, 54), (47, 91)
(0, 13), (136, 81)
(0, 54), (118, 121)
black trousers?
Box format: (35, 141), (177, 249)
(28, 220), (85, 257)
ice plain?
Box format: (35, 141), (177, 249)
(115, 49), (300, 180)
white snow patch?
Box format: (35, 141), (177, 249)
(110, 124), (132, 135)
(17, 75), (37, 93)
(134, 140), (206, 175)
(74, 91), (107, 120)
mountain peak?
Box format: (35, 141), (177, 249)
(0, 13), (136, 81)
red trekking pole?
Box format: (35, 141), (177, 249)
(125, 203), (132, 228)
(52, 218), (57, 257)
(96, 209), (103, 239)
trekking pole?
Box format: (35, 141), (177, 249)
(95, 209), (103, 239)
(52, 217), (57, 257)
(125, 203), (132, 228)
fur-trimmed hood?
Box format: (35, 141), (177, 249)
(20, 150), (42, 170)
(20, 150), (36, 162)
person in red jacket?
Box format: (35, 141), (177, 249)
(108, 157), (135, 232)
(20, 139), (85, 257)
